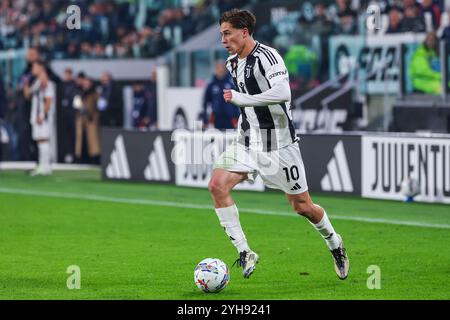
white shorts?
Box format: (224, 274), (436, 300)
(214, 141), (309, 194)
(32, 121), (52, 140)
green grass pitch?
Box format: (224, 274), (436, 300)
(0, 169), (449, 299)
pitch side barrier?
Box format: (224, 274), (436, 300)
(101, 128), (450, 204)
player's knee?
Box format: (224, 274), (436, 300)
(208, 179), (227, 199)
(292, 201), (314, 217)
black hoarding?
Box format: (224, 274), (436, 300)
(101, 128), (175, 184)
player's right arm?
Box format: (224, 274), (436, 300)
(224, 49), (290, 107)
(224, 81), (290, 107)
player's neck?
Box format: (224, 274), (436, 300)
(237, 39), (257, 59)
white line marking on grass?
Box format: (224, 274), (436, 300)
(0, 187), (449, 230)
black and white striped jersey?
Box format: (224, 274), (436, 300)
(226, 41), (297, 152)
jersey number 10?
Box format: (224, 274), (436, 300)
(283, 166), (299, 182)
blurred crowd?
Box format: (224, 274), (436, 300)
(0, 0), (245, 59)
(260, 0), (448, 41)
(253, 0), (449, 88)
(0, 45), (162, 164)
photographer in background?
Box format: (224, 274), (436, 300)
(74, 77), (100, 164)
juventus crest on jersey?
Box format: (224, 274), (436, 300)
(226, 41), (297, 152)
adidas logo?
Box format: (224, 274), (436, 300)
(320, 141), (354, 192)
(144, 136), (170, 181)
(290, 183), (302, 191)
(106, 135), (131, 179)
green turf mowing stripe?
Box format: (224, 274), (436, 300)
(1, 187), (449, 230)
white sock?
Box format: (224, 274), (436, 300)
(310, 210), (341, 250)
(38, 142), (51, 173)
(215, 204), (251, 253)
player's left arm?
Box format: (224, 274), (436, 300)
(225, 50), (290, 107)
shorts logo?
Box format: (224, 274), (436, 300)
(268, 70), (287, 80)
(290, 183), (302, 191)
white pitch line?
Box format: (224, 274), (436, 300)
(0, 187), (449, 230)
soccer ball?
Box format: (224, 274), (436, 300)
(400, 177), (420, 202)
(194, 258), (230, 293)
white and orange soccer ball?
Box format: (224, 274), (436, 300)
(194, 258), (230, 293)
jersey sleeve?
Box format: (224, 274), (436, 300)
(230, 48), (291, 107)
(259, 48), (289, 88)
(44, 81), (56, 100)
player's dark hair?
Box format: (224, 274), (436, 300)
(32, 60), (48, 74)
(219, 9), (256, 36)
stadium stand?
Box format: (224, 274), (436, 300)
(1, 0), (450, 164)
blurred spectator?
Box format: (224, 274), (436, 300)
(0, 69), (5, 161)
(80, 41), (94, 59)
(421, 0), (441, 29)
(202, 61), (239, 130)
(400, 4), (426, 32)
(96, 72), (117, 127)
(310, 3), (336, 82)
(24, 60), (56, 176)
(336, 0), (352, 13)
(410, 32), (442, 94)
(66, 42), (80, 59)
(254, 23), (278, 45)
(141, 29), (171, 57)
(16, 47), (42, 161)
(386, 6), (404, 34)
(93, 43), (106, 58)
(60, 68), (78, 163)
(75, 72), (86, 93)
(292, 16), (315, 47)
(192, 3), (217, 34)
(337, 9), (358, 35)
(131, 70), (158, 131)
(173, 7), (195, 41)
(440, 9), (450, 43)
(0, 69), (5, 120)
(284, 45), (319, 90)
(0, 0), (239, 59)
(401, 0), (422, 11)
(75, 77), (100, 164)
(217, 0), (242, 13)
(144, 69), (158, 130)
(311, 3), (336, 37)
(131, 82), (149, 130)
(1, 67), (19, 161)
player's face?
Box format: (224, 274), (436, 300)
(31, 63), (42, 77)
(220, 22), (247, 56)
